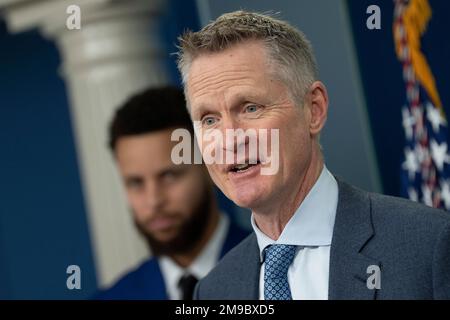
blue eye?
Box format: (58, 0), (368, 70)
(202, 116), (217, 126)
(246, 105), (259, 113)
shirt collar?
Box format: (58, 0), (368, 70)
(251, 166), (338, 261)
(159, 213), (229, 296)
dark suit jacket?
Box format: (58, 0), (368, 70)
(194, 180), (450, 299)
(94, 220), (249, 299)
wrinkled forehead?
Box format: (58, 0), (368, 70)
(186, 45), (279, 114)
(186, 41), (273, 87)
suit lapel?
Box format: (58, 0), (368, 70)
(229, 233), (260, 299)
(145, 259), (169, 299)
(328, 179), (380, 300)
(219, 220), (250, 259)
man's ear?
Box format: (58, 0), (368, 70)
(307, 81), (328, 136)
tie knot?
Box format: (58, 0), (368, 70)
(263, 244), (297, 278)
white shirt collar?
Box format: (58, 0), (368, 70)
(251, 166), (338, 261)
(159, 213), (229, 299)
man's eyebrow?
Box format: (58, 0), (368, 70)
(191, 103), (214, 119)
(124, 175), (143, 184)
(191, 93), (261, 119)
(157, 165), (187, 177)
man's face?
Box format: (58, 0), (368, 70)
(115, 128), (211, 255)
(186, 41), (320, 211)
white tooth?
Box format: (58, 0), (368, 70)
(235, 164), (249, 170)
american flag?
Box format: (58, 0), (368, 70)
(394, 0), (450, 210)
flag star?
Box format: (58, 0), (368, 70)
(421, 184), (433, 207)
(408, 187), (418, 202)
(440, 180), (450, 210)
(402, 106), (415, 139)
(430, 140), (448, 171)
(426, 102), (446, 133)
(402, 147), (419, 179)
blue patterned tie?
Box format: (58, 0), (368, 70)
(263, 244), (297, 300)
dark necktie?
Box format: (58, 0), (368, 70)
(178, 274), (198, 300)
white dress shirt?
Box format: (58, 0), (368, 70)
(251, 166), (338, 300)
(159, 213), (229, 300)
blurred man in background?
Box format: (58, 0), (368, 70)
(95, 86), (249, 300)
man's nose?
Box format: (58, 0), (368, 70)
(144, 182), (165, 213)
(220, 116), (247, 152)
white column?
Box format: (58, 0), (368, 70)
(1, 0), (169, 287)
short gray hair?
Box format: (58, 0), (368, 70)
(176, 10), (319, 105)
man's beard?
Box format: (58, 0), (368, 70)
(134, 186), (212, 257)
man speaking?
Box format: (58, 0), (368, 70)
(176, 11), (450, 299)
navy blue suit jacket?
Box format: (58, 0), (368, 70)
(94, 220), (249, 299)
(194, 180), (450, 299)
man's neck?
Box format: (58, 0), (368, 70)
(252, 150), (324, 240)
(169, 204), (220, 268)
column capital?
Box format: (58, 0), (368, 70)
(0, 0), (165, 35)
(0, 0), (168, 81)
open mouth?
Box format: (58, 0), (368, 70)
(229, 160), (261, 173)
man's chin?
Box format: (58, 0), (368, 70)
(150, 228), (179, 241)
(139, 226), (200, 256)
(150, 236), (175, 246)
(147, 231), (182, 247)
(229, 188), (266, 209)
(231, 195), (262, 210)
(145, 237), (188, 256)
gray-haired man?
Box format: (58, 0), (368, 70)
(177, 11), (450, 300)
